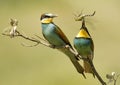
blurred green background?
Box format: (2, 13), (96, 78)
(0, 0), (120, 85)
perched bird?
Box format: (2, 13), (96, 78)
(40, 13), (86, 78)
(74, 19), (95, 77)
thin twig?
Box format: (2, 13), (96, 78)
(2, 29), (78, 53)
(21, 42), (39, 47)
(2, 28), (107, 85)
(2, 18), (108, 85)
(114, 74), (120, 85)
(2, 30), (52, 48)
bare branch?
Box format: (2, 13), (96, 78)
(2, 24), (79, 57)
(2, 19), (53, 48)
(2, 18), (108, 85)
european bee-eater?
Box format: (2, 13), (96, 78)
(40, 13), (86, 78)
(74, 19), (94, 76)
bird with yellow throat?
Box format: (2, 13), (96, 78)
(74, 11), (95, 77)
(40, 13), (86, 78)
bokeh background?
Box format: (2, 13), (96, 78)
(0, 0), (120, 85)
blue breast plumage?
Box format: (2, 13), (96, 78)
(41, 23), (66, 46)
(74, 37), (93, 56)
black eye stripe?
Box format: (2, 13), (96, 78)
(45, 16), (51, 18)
(40, 14), (52, 20)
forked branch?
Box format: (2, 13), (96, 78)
(3, 17), (119, 85)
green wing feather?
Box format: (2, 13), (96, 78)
(54, 24), (73, 48)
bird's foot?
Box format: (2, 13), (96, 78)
(65, 45), (70, 49)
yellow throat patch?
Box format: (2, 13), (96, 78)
(76, 29), (90, 38)
(41, 18), (53, 23)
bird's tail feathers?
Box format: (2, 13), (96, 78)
(70, 57), (86, 78)
(84, 60), (95, 77)
(59, 48), (86, 78)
